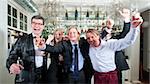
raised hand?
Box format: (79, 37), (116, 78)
(46, 35), (54, 44)
(119, 8), (130, 20)
(131, 12), (143, 28)
(35, 36), (45, 49)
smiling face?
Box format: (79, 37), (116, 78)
(31, 18), (44, 36)
(54, 30), (64, 42)
(86, 29), (100, 47)
(67, 27), (80, 43)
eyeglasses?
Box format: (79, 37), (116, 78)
(32, 22), (43, 26)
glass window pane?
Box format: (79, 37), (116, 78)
(8, 16), (11, 26)
(8, 4), (11, 15)
(13, 18), (17, 28)
(20, 22), (23, 30)
(25, 24), (27, 31)
(12, 8), (17, 18)
(24, 15), (27, 23)
(20, 13), (23, 21)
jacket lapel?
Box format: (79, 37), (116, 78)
(27, 34), (35, 56)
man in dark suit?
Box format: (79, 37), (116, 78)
(6, 15), (47, 84)
(39, 27), (93, 84)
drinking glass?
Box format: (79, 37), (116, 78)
(16, 58), (24, 83)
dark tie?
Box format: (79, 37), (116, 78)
(73, 44), (79, 81)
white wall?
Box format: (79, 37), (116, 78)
(142, 10), (150, 72)
(124, 9), (150, 83)
(125, 34), (140, 82)
(0, 0), (15, 84)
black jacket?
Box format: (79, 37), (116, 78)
(6, 34), (47, 83)
(45, 38), (94, 83)
(113, 22), (130, 71)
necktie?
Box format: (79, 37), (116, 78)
(73, 44), (79, 80)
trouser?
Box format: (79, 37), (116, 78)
(64, 69), (86, 84)
(117, 70), (122, 84)
(94, 69), (118, 84)
(34, 66), (44, 83)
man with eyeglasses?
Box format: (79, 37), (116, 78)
(6, 15), (47, 83)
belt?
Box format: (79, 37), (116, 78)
(69, 68), (83, 73)
(95, 69), (117, 74)
(35, 66), (43, 74)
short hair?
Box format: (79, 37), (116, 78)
(67, 26), (80, 35)
(31, 15), (45, 25)
(106, 18), (114, 26)
(86, 29), (100, 36)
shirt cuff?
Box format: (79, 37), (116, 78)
(38, 44), (46, 51)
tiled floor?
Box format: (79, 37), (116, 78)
(124, 80), (149, 84)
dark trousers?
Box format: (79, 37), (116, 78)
(117, 70), (122, 84)
(47, 63), (65, 84)
(94, 70), (118, 84)
(64, 69), (86, 84)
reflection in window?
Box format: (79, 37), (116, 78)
(20, 22), (23, 30)
(25, 24), (27, 31)
(8, 4), (11, 15)
(12, 8), (17, 18)
(13, 18), (17, 28)
(19, 13), (28, 31)
(24, 15), (27, 23)
(20, 13), (23, 21)
(8, 16), (11, 26)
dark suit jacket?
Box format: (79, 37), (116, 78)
(45, 38), (94, 83)
(6, 34), (47, 83)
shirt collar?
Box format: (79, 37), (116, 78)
(32, 33), (42, 38)
(70, 41), (79, 46)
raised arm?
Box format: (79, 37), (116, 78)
(45, 41), (64, 53)
(115, 9), (131, 39)
(107, 12), (143, 51)
(114, 22), (130, 39)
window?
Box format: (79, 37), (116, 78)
(7, 5), (18, 28)
(8, 5), (11, 15)
(20, 22), (23, 30)
(20, 13), (23, 21)
(24, 15), (27, 31)
(8, 16), (11, 26)
(7, 4), (28, 52)
(8, 4), (11, 26)
(19, 12), (27, 31)
(12, 8), (17, 18)
(7, 4), (28, 31)
(12, 7), (17, 28)
(13, 18), (17, 28)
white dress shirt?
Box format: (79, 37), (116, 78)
(70, 41), (84, 71)
(89, 27), (140, 72)
(32, 33), (43, 68)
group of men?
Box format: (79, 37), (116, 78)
(6, 8), (143, 84)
